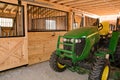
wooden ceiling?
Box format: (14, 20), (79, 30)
(44, 0), (120, 16)
(27, 5), (67, 18)
(1, 0), (120, 16)
(0, 3), (17, 13)
(0, 2), (18, 18)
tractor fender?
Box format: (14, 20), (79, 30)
(95, 48), (110, 59)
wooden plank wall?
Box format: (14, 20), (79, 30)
(28, 32), (66, 64)
(0, 0), (71, 70)
(26, 0), (71, 64)
(0, 38), (28, 71)
(85, 16), (97, 26)
(74, 15), (82, 28)
(0, 0), (28, 71)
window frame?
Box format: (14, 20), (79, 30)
(0, 1), (25, 38)
(27, 4), (68, 32)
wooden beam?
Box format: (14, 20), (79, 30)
(49, 0), (58, 2)
(40, 8), (50, 16)
(10, 6), (17, 13)
(48, 10), (59, 17)
(63, 0), (94, 6)
(29, 6), (33, 13)
(44, 9), (54, 17)
(76, 5), (115, 10)
(3, 4), (8, 12)
(56, 0), (74, 4)
(79, 8), (118, 15)
(0, 12), (15, 18)
(28, 6), (39, 13)
(33, 7), (39, 14)
(68, 0), (110, 7)
(32, 0), (70, 12)
(70, 0), (120, 7)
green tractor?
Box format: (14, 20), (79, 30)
(49, 18), (120, 80)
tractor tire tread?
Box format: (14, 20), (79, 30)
(49, 51), (66, 72)
(88, 58), (110, 80)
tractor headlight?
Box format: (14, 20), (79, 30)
(63, 38), (67, 42)
(75, 39), (81, 43)
(63, 38), (82, 43)
(70, 39), (74, 43)
(63, 38), (70, 42)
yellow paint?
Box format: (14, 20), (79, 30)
(99, 21), (110, 35)
(87, 32), (98, 38)
(101, 66), (109, 80)
(57, 62), (65, 69)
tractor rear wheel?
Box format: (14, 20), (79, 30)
(88, 57), (110, 80)
(49, 51), (66, 72)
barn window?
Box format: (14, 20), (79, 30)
(46, 20), (56, 30)
(0, 18), (13, 27)
(0, 1), (25, 37)
(27, 4), (68, 32)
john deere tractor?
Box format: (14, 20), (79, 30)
(49, 18), (120, 80)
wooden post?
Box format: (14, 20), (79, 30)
(68, 11), (73, 31)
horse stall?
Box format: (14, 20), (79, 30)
(0, 0), (28, 71)
(0, 0), (72, 71)
(27, 2), (69, 64)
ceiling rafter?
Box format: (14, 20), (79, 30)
(68, 0), (112, 7)
(77, 8), (118, 15)
(3, 4), (8, 12)
(11, 6), (17, 13)
(40, 8), (50, 16)
(70, 0), (120, 8)
(44, 9), (55, 17)
(56, 0), (75, 4)
(49, 0), (58, 2)
(63, 0), (95, 6)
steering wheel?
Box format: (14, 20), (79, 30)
(98, 23), (103, 31)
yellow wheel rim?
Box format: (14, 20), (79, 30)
(57, 62), (65, 69)
(101, 66), (109, 80)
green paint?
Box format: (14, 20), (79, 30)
(56, 26), (100, 63)
(55, 24), (120, 78)
(109, 31), (120, 53)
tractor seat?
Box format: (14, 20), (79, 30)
(99, 21), (110, 37)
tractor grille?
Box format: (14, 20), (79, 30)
(64, 42), (72, 51)
(64, 39), (85, 56)
(75, 41), (85, 56)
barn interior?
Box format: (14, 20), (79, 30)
(0, 0), (120, 80)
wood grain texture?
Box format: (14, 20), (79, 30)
(44, 0), (120, 15)
(28, 32), (66, 65)
(0, 38), (28, 71)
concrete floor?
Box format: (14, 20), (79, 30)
(0, 61), (88, 80)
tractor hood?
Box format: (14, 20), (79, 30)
(64, 26), (98, 38)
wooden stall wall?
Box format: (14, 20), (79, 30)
(0, 0), (28, 71)
(85, 16), (97, 27)
(0, 38), (28, 71)
(74, 15), (82, 29)
(0, 0), (75, 70)
(26, 1), (71, 64)
(28, 32), (66, 64)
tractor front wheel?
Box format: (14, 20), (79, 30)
(49, 51), (66, 72)
(88, 57), (110, 80)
